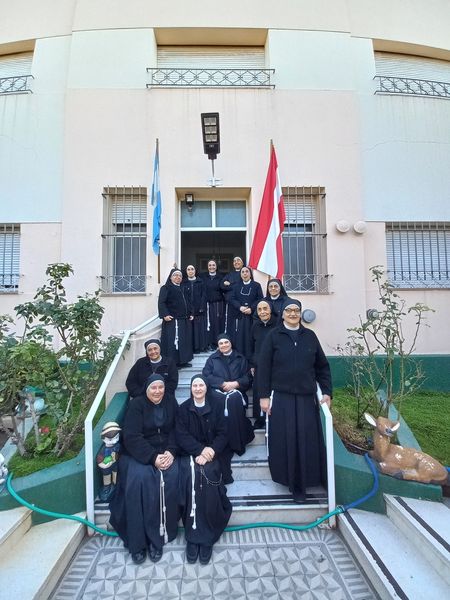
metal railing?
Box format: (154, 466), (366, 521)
(388, 270), (450, 289)
(0, 273), (19, 293)
(374, 75), (450, 99)
(84, 315), (161, 531)
(100, 275), (147, 294)
(284, 273), (330, 293)
(320, 401), (336, 528)
(147, 68), (275, 88)
(0, 75), (33, 95)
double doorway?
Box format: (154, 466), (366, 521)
(179, 194), (248, 275)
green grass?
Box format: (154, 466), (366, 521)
(332, 389), (450, 465)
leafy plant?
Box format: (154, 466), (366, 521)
(337, 266), (433, 427)
(0, 264), (120, 461)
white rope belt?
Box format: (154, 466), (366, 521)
(266, 391), (273, 458)
(159, 469), (168, 543)
(174, 319), (179, 350)
(214, 388), (245, 417)
(189, 456), (197, 530)
(206, 302), (210, 331)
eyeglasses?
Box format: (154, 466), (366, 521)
(284, 308), (301, 314)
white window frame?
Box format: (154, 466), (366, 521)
(386, 222), (450, 289)
(282, 186), (329, 293)
(0, 224), (20, 293)
(101, 187), (148, 294)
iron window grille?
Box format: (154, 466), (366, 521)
(282, 187), (329, 293)
(374, 76), (450, 99)
(0, 74), (33, 95)
(147, 68), (274, 88)
(386, 222), (450, 288)
(0, 224), (20, 292)
(101, 187), (147, 294)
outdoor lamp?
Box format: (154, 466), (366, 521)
(185, 193), (194, 212)
(201, 113), (220, 159)
(367, 308), (380, 320)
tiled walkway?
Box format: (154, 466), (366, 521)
(51, 527), (377, 599)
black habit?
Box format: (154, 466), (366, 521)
(158, 278), (193, 365)
(176, 396), (232, 545)
(258, 324), (332, 498)
(220, 269), (242, 344)
(125, 355), (178, 398)
(250, 314), (277, 419)
(200, 271), (225, 348)
(109, 393), (179, 554)
(230, 280), (263, 359)
(182, 277), (208, 353)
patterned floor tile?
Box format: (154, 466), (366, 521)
(51, 528), (377, 600)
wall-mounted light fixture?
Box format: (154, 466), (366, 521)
(335, 220), (350, 233)
(201, 112), (222, 187)
(354, 221), (368, 234)
(366, 308), (380, 320)
(185, 193), (194, 212)
(302, 309), (317, 323)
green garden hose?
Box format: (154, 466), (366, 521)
(5, 454), (379, 536)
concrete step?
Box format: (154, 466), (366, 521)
(339, 508), (449, 600)
(0, 506), (32, 560)
(0, 515), (85, 600)
(385, 495), (450, 586)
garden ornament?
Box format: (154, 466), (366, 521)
(364, 413), (448, 484)
(96, 421), (121, 502)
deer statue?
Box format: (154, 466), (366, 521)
(364, 413), (448, 485)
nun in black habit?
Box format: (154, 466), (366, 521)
(220, 256), (244, 344)
(125, 338), (178, 399)
(176, 374), (232, 565)
(202, 334), (254, 483)
(109, 374), (179, 564)
(250, 300), (277, 429)
(264, 278), (289, 322)
(201, 259), (225, 350)
(182, 265), (208, 353)
(230, 266), (263, 360)
(158, 268), (194, 367)
(258, 299), (332, 502)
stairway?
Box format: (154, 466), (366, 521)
(95, 351), (329, 530)
(339, 494), (450, 599)
(0, 506), (84, 600)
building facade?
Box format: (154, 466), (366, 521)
(1, 0), (449, 356)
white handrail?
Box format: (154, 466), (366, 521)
(84, 315), (160, 531)
(317, 383), (336, 528)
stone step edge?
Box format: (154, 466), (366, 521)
(0, 507), (32, 560)
(0, 515), (85, 600)
(385, 494), (450, 586)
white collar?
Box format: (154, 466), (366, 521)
(283, 323), (300, 331)
(194, 399), (206, 407)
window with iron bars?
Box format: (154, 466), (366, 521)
(0, 224), (20, 293)
(386, 222), (450, 288)
(282, 187), (329, 293)
(102, 187), (147, 293)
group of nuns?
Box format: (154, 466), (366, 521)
(110, 260), (333, 566)
(156, 257), (292, 365)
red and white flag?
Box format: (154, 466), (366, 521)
(249, 145), (285, 279)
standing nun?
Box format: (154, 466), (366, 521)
(201, 259), (225, 350)
(109, 374), (179, 564)
(158, 268), (194, 367)
(176, 374), (232, 564)
(182, 265), (207, 353)
(264, 278), (289, 322)
(258, 299), (332, 502)
(220, 256), (244, 343)
(230, 266), (263, 360)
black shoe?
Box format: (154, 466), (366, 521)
(186, 542), (199, 563)
(131, 549), (146, 564)
(148, 543), (163, 562)
(177, 362), (192, 368)
(199, 545), (213, 564)
(253, 418), (265, 430)
(293, 489), (306, 503)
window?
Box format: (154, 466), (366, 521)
(148, 46), (273, 88)
(0, 224), (20, 292)
(102, 187), (147, 293)
(0, 51), (33, 94)
(282, 187), (328, 293)
(386, 222), (450, 288)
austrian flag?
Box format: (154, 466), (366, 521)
(249, 146), (285, 279)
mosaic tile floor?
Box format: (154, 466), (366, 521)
(51, 527), (377, 599)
